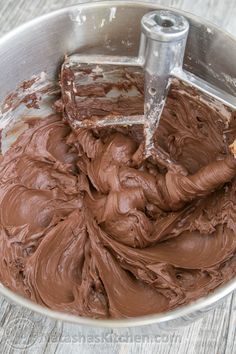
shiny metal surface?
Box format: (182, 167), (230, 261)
(141, 10), (189, 41)
(141, 10), (189, 153)
(64, 9), (190, 155)
(63, 7), (235, 156)
(0, 0), (236, 329)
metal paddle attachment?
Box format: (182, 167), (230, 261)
(61, 10), (236, 157)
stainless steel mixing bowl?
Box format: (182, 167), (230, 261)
(0, 0), (236, 329)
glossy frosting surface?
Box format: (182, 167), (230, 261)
(0, 76), (236, 318)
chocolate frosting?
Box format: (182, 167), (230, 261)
(0, 78), (236, 319)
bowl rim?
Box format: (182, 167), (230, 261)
(0, 0), (236, 328)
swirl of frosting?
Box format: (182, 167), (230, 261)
(0, 79), (236, 319)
